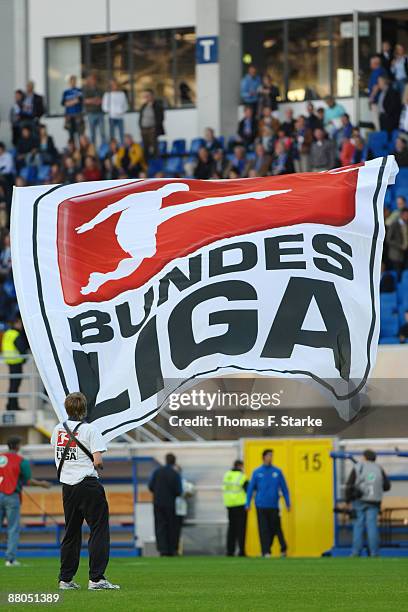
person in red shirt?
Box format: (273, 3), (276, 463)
(0, 435), (50, 566)
(82, 155), (102, 182)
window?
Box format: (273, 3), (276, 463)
(242, 21), (285, 96)
(46, 28), (196, 114)
(47, 37), (82, 115)
(332, 17), (354, 97)
(287, 18), (330, 101)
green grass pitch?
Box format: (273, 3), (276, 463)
(1, 557), (408, 611)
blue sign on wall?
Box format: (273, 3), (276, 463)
(196, 36), (218, 64)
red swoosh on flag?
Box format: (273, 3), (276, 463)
(57, 171), (358, 306)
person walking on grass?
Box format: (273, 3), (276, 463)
(51, 392), (120, 590)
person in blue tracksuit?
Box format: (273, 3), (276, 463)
(246, 449), (291, 557)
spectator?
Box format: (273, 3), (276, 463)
(0, 142), (14, 186)
(0, 232), (11, 279)
(316, 107), (325, 129)
(203, 127), (221, 152)
(0, 435), (50, 566)
(386, 207), (408, 275)
(380, 41), (393, 76)
(248, 142), (272, 177)
(105, 137), (119, 162)
(240, 65), (261, 113)
(394, 137), (408, 167)
(148, 453), (182, 557)
(237, 106), (257, 149)
(226, 145), (250, 177)
(281, 108), (295, 137)
(101, 157), (119, 181)
(36, 124), (58, 166)
(377, 75), (402, 133)
(391, 44), (408, 95)
(368, 55), (387, 131)
(400, 84), (408, 133)
(82, 73), (105, 146)
(305, 102), (322, 132)
(212, 148), (228, 179)
(293, 115), (312, 173)
(399, 310), (408, 343)
(346, 449), (390, 558)
(73, 134), (96, 168)
(15, 125), (38, 172)
(139, 89), (165, 160)
(83, 156), (102, 182)
(102, 79), (128, 145)
(258, 106), (279, 152)
(341, 131), (365, 167)
(115, 134), (146, 178)
(193, 147), (214, 180)
(2, 316), (29, 411)
(387, 195), (407, 227)
(257, 74), (280, 118)
(271, 140), (294, 175)
(246, 449), (290, 558)
(49, 162), (64, 185)
(310, 128), (335, 172)
(22, 80), (45, 128)
(324, 96), (346, 135)
(10, 90), (25, 146)
(61, 75), (84, 144)
(179, 81), (193, 106)
(62, 156), (78, 184)
(335, 114), (353, 150)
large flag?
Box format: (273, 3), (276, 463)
(11, 156), (398, 440)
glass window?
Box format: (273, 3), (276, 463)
(111, 33), (132, 105)
(242, 21), (285, 97)
(332, 17), (354, 97)
(47, 37), (82, 115)
(174, 29), (196, 107)
(88, 34), (110, 93)
(132, 30), (174, 109)
(287, 18), (330, 101)
(358, 16), (377, 95)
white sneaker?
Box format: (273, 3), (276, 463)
(262, 553), (271, 558)
(5, 560), (21, 567)
(59, 581), (81, 590)
(88, 578), (120, 590)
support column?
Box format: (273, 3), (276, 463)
(196, 0), (240, 138)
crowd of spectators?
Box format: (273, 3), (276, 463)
(0, 41), (407, 338)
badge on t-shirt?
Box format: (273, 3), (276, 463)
(56, 429), (79, 461)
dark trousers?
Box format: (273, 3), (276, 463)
(154, 504), (178, 556)
(141, 127), (158, 160)
(256, 508), (287, 555)
(60, 477), (110, 582)
(6, 363), (23, 411)
(226, 505), (247, 556)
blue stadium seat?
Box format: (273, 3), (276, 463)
(190, 138), (205, 155)
(164, 156), (184, 176)
(158, 140), (168, 157)
(98, 143), (109, 159)
(380, 292), (397, 313)
(367, 131), (389, 158)
(380, 313), (399, 338)
(398, 304), (408, 326)
(170, 139), (186, 156)
(147, 158), (163, 178)
(396, 167), (408, 187)
(400, 270), (408, 287)
(379, 336), (400, 344)
(217, 136), (225, 149)
(395, 186), (408, 202)
(37, 165), (51, 183)
(390, 129), (400, 153)
(19, 166), (37, 184)
(227, 136), (236, 151)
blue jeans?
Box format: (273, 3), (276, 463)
(352, 500), (380, 556)
(109, 118), (124, 145)
(87, 112), (106, 146)
(0, 492), (20, 561)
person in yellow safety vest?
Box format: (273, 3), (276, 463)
(2, 317), (28, 411)
(223, 459), (248, 556)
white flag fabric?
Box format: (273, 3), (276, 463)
(11, 156), (398, 440)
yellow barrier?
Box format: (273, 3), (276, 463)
(244, 438), (334, 557)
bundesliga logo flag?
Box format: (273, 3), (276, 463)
(11, 156), (397, 440)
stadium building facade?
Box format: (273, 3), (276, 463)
(0, 0), (407, 146)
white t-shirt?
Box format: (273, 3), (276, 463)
(50, 420), (107, 485)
